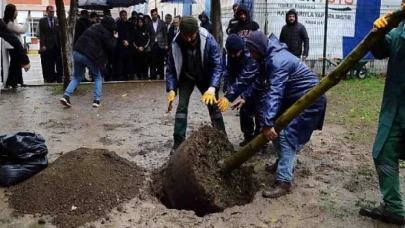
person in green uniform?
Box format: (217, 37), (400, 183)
(359, 4), (405, 225)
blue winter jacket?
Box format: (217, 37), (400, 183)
(166, 28), (222, 92)
(244, 34), (327, 150)
(223, 49), (259, 102)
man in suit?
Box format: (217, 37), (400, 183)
(39, 5), (62, 83)
(147, 8), (168, 80)
(168, 15), (180, 47)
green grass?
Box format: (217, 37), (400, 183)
(324, 76), (385, 135)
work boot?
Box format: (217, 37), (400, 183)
(262, 180), (292, 198)
(360, 203), (405, 225)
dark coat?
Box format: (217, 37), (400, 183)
(0, 19), (29, 65)
(243, 34), (326, 150)
(116, 20), (136, 54)
(226, 17), (238, 35)
(74, 17), (92, 44)
(38, 16), (60, 49)
(147, 19), (168, 49)
(134, 25), (150, 49)
(167, 25), (179, 47)
(73, 16), (117, 68)
(370, 21), (405, 158)
(279, 9), (309, 57)
(166, 28), (222, 92)
(232, 4), (259, 39)
(223, 49), (259, 98)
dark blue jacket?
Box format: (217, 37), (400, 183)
(244, 34), (326, 150)
(166, 28), (222, 92)
(223, 49), (259, 102)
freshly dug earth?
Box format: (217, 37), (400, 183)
(9, 148), (145, 228)
(163, 126), (256, 216)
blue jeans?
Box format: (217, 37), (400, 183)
(272, 130), (296, 182)
(64, 51), (102, 101)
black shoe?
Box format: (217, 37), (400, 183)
(262, 180), (292, 198)
(360, 203), (405, 225)
(239, 137), (253, 147)
(92, 100), (100, 108)
(60, 95), (71, 107)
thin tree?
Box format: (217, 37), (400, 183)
(55, 0), (78, 89)
(211, 0), (223, 52)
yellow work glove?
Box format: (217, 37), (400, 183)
(167, 91), (176, 111)
(201, 87), (217, 105)
(217, 97), (230, 112)
(373, 12), (392, 29)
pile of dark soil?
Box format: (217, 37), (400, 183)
(161, 126), (256, 216)
(9, 148), (145, 228)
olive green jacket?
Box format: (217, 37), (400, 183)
(371, 21), (405, 158)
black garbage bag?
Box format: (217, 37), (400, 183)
(0, 132), (48, 187)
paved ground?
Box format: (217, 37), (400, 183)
(22, 54), (44, 85)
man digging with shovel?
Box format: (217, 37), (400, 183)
(166, 16), (226, 155)
(359, 3), (405, 225)
(218, 31), (326, 198)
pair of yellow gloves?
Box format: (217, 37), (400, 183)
(373, 4), (405, 29)
(167, 88), (230, 112)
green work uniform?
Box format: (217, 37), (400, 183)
(371, 21), (405, 217)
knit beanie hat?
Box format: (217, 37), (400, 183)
(226, 34), (244, 52)
(245, 31), (268, 57)
(180, 16), (199, 34)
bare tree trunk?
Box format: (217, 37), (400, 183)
(211, 0), (223, 53)
(55, 0), (77, 89)
(66, 0), (78, 87)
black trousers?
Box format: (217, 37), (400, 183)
(134, 51), (148, 80)
(240, 100), (261, 139)
(117, 51), (134, 81)
(41, 47), (63, 83)
(6, 49), (23, 87)
(149, 44), (165, 80)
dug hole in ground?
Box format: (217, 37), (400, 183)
(0, 81), (400, 227)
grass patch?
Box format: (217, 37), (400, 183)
(320, 197), (349, 218)
(325, 77), (384, 129)
(324, 77), (385, 143)
(49, 86), (65, 95)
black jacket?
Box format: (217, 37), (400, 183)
(38, 16), (60, 49)
(226, 17), (238, 35)
(167, 25), (179, 47)
(74, 17), (92, 44)
(279, 9), (309, 57)
(116, 20), (136, 53)
(74, 16), (116, 67)
(0, 19), (29, 65)
(232, 4), (259, 38)
(134, 25), (150, 49)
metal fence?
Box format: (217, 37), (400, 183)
(214, 1), (401, 76)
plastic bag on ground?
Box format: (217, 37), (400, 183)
(0, 132), (48, 187)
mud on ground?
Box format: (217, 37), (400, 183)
(0, 82), (401, 228)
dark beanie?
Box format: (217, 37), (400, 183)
(180, 16), (199, 34)
(245, 31), (268, 57)
(226, 34), (244, 52)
